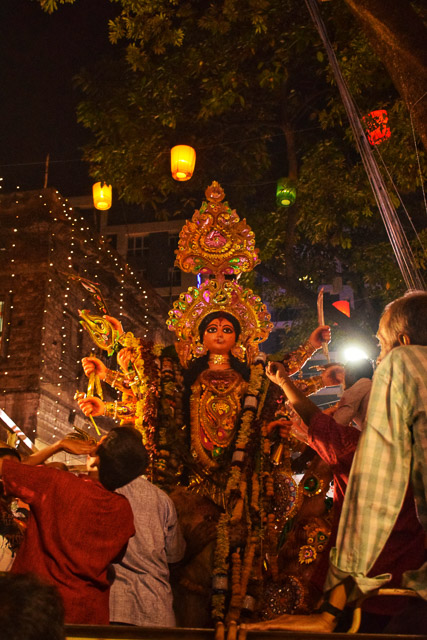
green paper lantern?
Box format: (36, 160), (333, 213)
(276, 178), (297, 207)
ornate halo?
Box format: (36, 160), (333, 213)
(168, 182), (273, 368)
(167, 279), (273, 368)
(175, 181), (260, 277)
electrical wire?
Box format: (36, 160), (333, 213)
(305, 0), (425, 291)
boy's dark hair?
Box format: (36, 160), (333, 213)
(0, 447), (21, 461)
(97, 426), (148, 491)
(344, 359), (374, 389)
(0, 573), (65, 640)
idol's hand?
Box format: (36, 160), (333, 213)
(117, 347), (134, 372)
(321, 364), (345, 386)
(81, 357), (107, 380)
(266, 419), (292, 439)
(77, 396), (105, 417)
(309, 325), (331, 349)
(104, 314), (124, 335)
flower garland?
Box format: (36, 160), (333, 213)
(155, 355), (185, 484)
(225, 360), (266, 499)
(211, 356), (268, 623)
(212, 512), (231, 620)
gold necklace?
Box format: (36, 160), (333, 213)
(209, 354), (230, 365)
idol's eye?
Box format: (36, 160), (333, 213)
(222, 326), (234, 334)
(206, 326), (218, 333)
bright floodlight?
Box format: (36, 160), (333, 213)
(343, 346), (369, 362)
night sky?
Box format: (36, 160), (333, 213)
(0, 0), (118, 198)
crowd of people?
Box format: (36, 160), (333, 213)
(0, 290), (426, 636)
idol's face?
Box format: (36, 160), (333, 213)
(203, 318), (236, 355)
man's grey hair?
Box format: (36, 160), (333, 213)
(382, 290), (427, 346)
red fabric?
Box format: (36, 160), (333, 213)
(2, 460), (135, 624)
(308, 413), (425, 615)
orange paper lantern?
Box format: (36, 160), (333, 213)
(171, 145), (196, 181)
(92, 182), (112, 210)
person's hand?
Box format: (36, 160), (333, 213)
(104, 314), (124, 335)
(81, 357), (107, 380)
(59, 439), (95, 456)
(77, 396), (105, 417)
(321, 364), (345, 386)
(309, 325), (331, 349)
(266, 361), (288, 387)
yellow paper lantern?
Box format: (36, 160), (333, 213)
(171, 145), (196, 181)
(93, 182), (112, 210)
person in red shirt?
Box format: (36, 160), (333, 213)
(0, 427), (148, 625)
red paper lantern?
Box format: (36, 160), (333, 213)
(332, 300), (350, 317)
(362, 110), (391, 146)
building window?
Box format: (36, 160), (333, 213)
(127, 235), (148, 258)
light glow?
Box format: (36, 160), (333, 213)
(343, 346), (369, 362)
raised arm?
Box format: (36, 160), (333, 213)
(282, 325), (331, 375)
(266, 361), (321, 425)
(24, 439), (95, 466)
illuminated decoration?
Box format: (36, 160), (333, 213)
(170, 145), (196, 181)
(92, 182), (112, 210)
(276, 177), (297, 207)
(2, 188), (151, 443)
(167, 181), (272, 367)
(362, 110), (391, 146)
(332, 299), (350, 317)
(175, 182), (260, 276)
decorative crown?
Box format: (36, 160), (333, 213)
(174, 181), (260, 277)
(167, 182), (273, 368)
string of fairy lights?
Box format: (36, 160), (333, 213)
(2, 188), (152, 442)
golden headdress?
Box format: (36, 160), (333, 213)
(167, 182), (273, 367)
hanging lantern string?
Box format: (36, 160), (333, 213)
(305, 0), (425, 292)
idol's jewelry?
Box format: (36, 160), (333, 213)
(209, 354), (230, 365)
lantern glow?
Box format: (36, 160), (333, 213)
(171, 145), (196, 181)
(276, 178), (296, 207)
(362, 110), (391, 146)
(92, 182), (112, 210)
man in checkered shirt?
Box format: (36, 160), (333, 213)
(245, 290), (427, 634)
